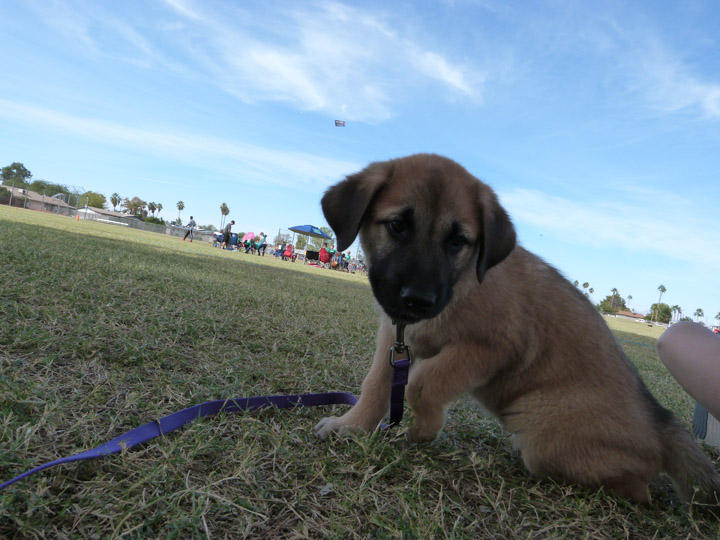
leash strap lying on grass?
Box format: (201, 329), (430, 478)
(0, 392), (359, 490)
(3, 328), (416, 491)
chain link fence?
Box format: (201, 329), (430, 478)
(73, 208), (216, 241)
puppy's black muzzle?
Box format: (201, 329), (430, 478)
(369, 257), (453, 324)
(400, 286), (437, 313)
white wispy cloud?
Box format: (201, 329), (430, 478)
(27, 0), (98, 52)
(409, 51), (479, 95)
(635, 49), (720, 119)
(500, 187), (720, 270)
(509, 5), (720, 122)
(0, 99), (359, 191)
(586, 14), (720, 120)
(162, 0), (202, 21)
(160, 0), (484, 122)
(25, 0), (484, 123)
(24, 0), (184, 71)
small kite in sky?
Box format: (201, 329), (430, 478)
(334, 120), (346, 127)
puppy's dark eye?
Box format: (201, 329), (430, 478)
(446, 235), (467, 253)
(386, 219), (406, 237)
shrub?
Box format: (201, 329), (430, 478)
(143, 216), (165, 225)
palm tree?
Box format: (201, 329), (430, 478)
(588, 287), (594, 297)
(652, 284), (667, 322)
(573, 280), (579, 288)
(716, 311), (720, 323)
(156, 203), (163, 217)
(220, 202), (230, 228)
(123, 196), (146, 216)
(671, 305), (680, 323)
(627, 295), (633, 311)
(657, 284), (666, 304)
(110, 192), (121, 212)
(610, 288), (619, 310)
(694, 308), (704, 322)
(177, 200), (185, 222)
(582, 282), (589, 296)
(148, 201), (157, 217)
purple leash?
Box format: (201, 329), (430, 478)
(1, 327), (413, 491)
(0, 392), (357, 490)
(389, 321), (411, 426)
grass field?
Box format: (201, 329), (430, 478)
(1, 206), (718, 539)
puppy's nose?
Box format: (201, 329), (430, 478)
(400, 287), (436, 311)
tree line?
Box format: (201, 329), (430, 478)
(0, 162), (106, 209)
(578, 281), (717, 326)
(0, 162), (216, 229)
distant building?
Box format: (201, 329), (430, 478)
(85, 206), (139, 223)
(2, 186), (73, 214)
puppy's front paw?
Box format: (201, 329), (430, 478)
(406, 412), (444, 443)
(312, 416), (359, 440)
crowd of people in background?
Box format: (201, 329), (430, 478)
(210, 226), (270, 257)
(195, 221), (366, 275)
(318, 242), (353, 271)
(272, 240), (365, 274)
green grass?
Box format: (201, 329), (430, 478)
(604, 316), (666, 340)
(1, 206), (718, 539)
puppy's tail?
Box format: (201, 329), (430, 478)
(661, 419), (720, 506)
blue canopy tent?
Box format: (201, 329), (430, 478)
(288, 225), (332, 260)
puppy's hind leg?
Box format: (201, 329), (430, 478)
(600, 475), (652, 504)
(313, 320), (395, 439)
(517, 427), (659, 504)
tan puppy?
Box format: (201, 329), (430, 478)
(314, 153), (720, 505)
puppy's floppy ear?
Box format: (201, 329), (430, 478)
(477, 189), (516, 283)
(321, 161), (391, 251)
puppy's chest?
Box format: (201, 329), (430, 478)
(406, 328), (445, 360)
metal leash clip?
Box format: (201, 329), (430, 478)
(389, 322), (412, 367)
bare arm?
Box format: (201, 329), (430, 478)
(657, 321), (720, 419)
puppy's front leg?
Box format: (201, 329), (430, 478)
(406, 344), (489, 443)
(313, 320), (394, 439)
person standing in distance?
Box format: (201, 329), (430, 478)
(183, 216), (196, 242)
(256, 232), (268, 256)
(221, 220), (235, 249)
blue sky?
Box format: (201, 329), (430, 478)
(1, 0), (719, 323)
